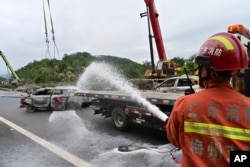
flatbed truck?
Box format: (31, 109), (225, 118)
(76, 90), (183, 131)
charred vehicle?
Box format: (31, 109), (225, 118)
(23, 87), (80, 112)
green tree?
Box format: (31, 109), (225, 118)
(171, 57), (185, 67)
(180, 54), (198, 75)
(58, 66), (76, 83)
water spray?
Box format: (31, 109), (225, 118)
(76, 62), (168, 122)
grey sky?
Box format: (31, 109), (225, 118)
(0, 0), (249, 75)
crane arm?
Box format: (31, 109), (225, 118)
(144, 0), (167, 61)
(0, 50), (20, 80)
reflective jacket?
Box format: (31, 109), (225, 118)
(166, 82), (250, 167)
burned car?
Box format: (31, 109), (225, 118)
(155, 75), (199, 93)
(23, 87), (81, 112)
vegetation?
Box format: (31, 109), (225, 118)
(179, 54), (198, 75)
(15, 52), (148, 86)
(1, 51), (197, 87)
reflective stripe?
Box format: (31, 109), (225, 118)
(184, 121), (250, 141)
(210, 36), (234, 50)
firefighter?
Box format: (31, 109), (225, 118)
(166, 32), (250, 166)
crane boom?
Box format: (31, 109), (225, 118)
(144, 0), (167, 61)
(0, 50), (20, 81)
(142, 0), (178, 79)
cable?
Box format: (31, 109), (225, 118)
(46, 0), (60, 59)
(42, 0), (60, 59)
(43, 0), (51, 59)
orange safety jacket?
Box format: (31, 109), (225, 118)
(166, 82), (250, 167)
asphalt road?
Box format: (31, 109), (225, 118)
(0, 91), (181, 167)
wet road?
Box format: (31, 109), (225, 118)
(0, 91), (181, 167)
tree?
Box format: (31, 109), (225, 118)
(182, 60), (198, 75)
(171, 57), (185, 67)
(180, 54), (198, 75)
(58, 66), (76, 83)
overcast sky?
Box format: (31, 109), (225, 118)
(0, 0), (249, 75)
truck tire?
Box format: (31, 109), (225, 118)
(111, 107), (129, 131)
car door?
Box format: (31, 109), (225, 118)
(175, 78), (191, 92)
(175, 77), (199, 92)
(51, 89), (69, 110)
(31, 89), (51, 108)
(158, 78), (177, 92)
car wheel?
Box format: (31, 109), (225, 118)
(111, 107), (129, 131)
(27, 105), (36, 113)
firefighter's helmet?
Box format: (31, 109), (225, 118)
(195, 32), (248, 71)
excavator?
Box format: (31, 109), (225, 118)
(0, 50), (22, 87)
(141, 0), (179, 79)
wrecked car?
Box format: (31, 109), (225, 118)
(22, 87), (81, 112)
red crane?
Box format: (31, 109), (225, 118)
(141, 0), (178, 79)
(142, 0), (167, 61)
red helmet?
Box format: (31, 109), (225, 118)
(196, 32), (248, 71)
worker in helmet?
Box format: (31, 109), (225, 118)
(166, 32), (250, 166)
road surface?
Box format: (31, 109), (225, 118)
(0, 90), (181, 167)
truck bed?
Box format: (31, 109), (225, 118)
(75, 90), (184, 106)
(75, 90), (185, 131)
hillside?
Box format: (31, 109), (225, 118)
(16, 52), (148, 86)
